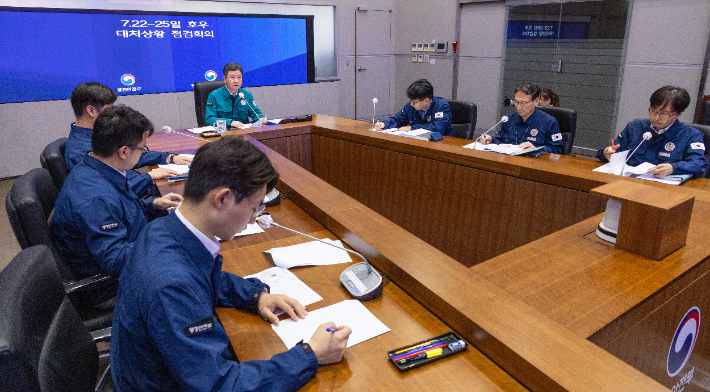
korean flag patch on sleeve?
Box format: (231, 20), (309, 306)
(552, 133), (562, 141)
(435, 112), (444, 118)
(691, 142), (705, 151)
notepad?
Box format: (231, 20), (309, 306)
(272, 300), (390, 349)
(264, 239), (353, 269)
(244, 267), (322, 314)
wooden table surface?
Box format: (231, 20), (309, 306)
(214, 199), (527, 391)
(147, 116), (686, 391)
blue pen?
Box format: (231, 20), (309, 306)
(326, 328), (340, 333)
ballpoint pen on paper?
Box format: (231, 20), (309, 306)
(326, 328), (340, 333)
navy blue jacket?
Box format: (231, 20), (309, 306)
(66, 123), (167, 196)
(382, 96), (453, 137)
(53, 155), (159, 279)
(206, 86), (264, 127)
(492, 109), (562, 154)
(596, 119), (708, 175)
(111, 212), (318, 391)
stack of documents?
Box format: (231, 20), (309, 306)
(244, 267), (322, 313)
(186, 126), (216, 134)
(377, 128), (432, 140)
(272, 300), (390, 349)
(593, 151), (691, 186)
(264, 239), (353, 269)
(463, 141), (542, 156)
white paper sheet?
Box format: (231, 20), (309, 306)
(264, 239), (353, 269)
(272, 300), (390, 349)
(244, 267), (322, 313)
(156, 154), (195, 174)
(234, 222), (265, 237)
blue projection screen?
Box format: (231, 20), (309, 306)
(0, 7), (315, 104)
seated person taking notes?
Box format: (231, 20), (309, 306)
(206, 62), (266, 128)
(479, 82), (562, 154)
(374, 79), (453, 137)
(54, 105), (183, 305)
(66, 82), (191, 197)
(111, 136), (352, 392)
(597, 85), (708, 177)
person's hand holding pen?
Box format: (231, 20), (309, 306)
(374, 121), (385, 131)
(602, 139), (620, 160)
(309, 322), (352, 365)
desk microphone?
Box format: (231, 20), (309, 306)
(162, 126), (213, 142)
(238, 92), (264, 123)
(256, 213), (383, 301)
(371, 97), (378, 131)
(620, 131), (652, 175)
(475, 116), (508, 146)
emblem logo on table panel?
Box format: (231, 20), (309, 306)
(667, 307), (700, 377)
(530, 129), (538, 136)
(665, 142), (676, 152)
(121, 74), (136, 86)
(205, 70), (217, 81)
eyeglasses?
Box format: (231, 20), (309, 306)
(649, 107), (676, 120)
(232, 189), (265, 220)
(513, 100), (532, 106)
(126, 145), (149, 155)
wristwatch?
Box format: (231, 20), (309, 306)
(168, 153), (175, 163)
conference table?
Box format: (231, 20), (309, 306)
(148, 115), (710, 391)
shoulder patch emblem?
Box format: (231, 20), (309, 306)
(435, 112), (443, 118)
(665, 142), (675, 151)
(184, 316), (215, 337)
(552, 133), (562, 141)
(99, 222), (119, 231)
(691, 142), (705, 151)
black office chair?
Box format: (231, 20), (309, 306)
(0, 245), (111, 392)
(690, 123), (710, 178)
(40, 137), (70, 190)
(5, 168), (114, 331)
(702, 101), (710, 126)
(537, 106), (577, 155)
(193, 80), (226, 127)
(448, 100), (477, 140)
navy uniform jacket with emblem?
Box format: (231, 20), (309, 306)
(492, 109), (562, 154)
(381, 96), (453, 136)
(111, 212), (319, 392)
(66, 123), (167, 197)
(596, 119), (708, 175)
(53, 155), (160, 280)
(205, 86), (264, 127)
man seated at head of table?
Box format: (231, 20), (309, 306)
(54, 105), (183, 306)
(111, 135), (352, 392)
(205, 62), (267, 129)
(373, 79), (453, 137)
(479, 82), (562, 154)
(597, 85), (708, 177)
(66, 82), (191, 197)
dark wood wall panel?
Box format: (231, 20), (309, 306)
(311, 134), (607, 267)
(259, 134), (313, 172)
